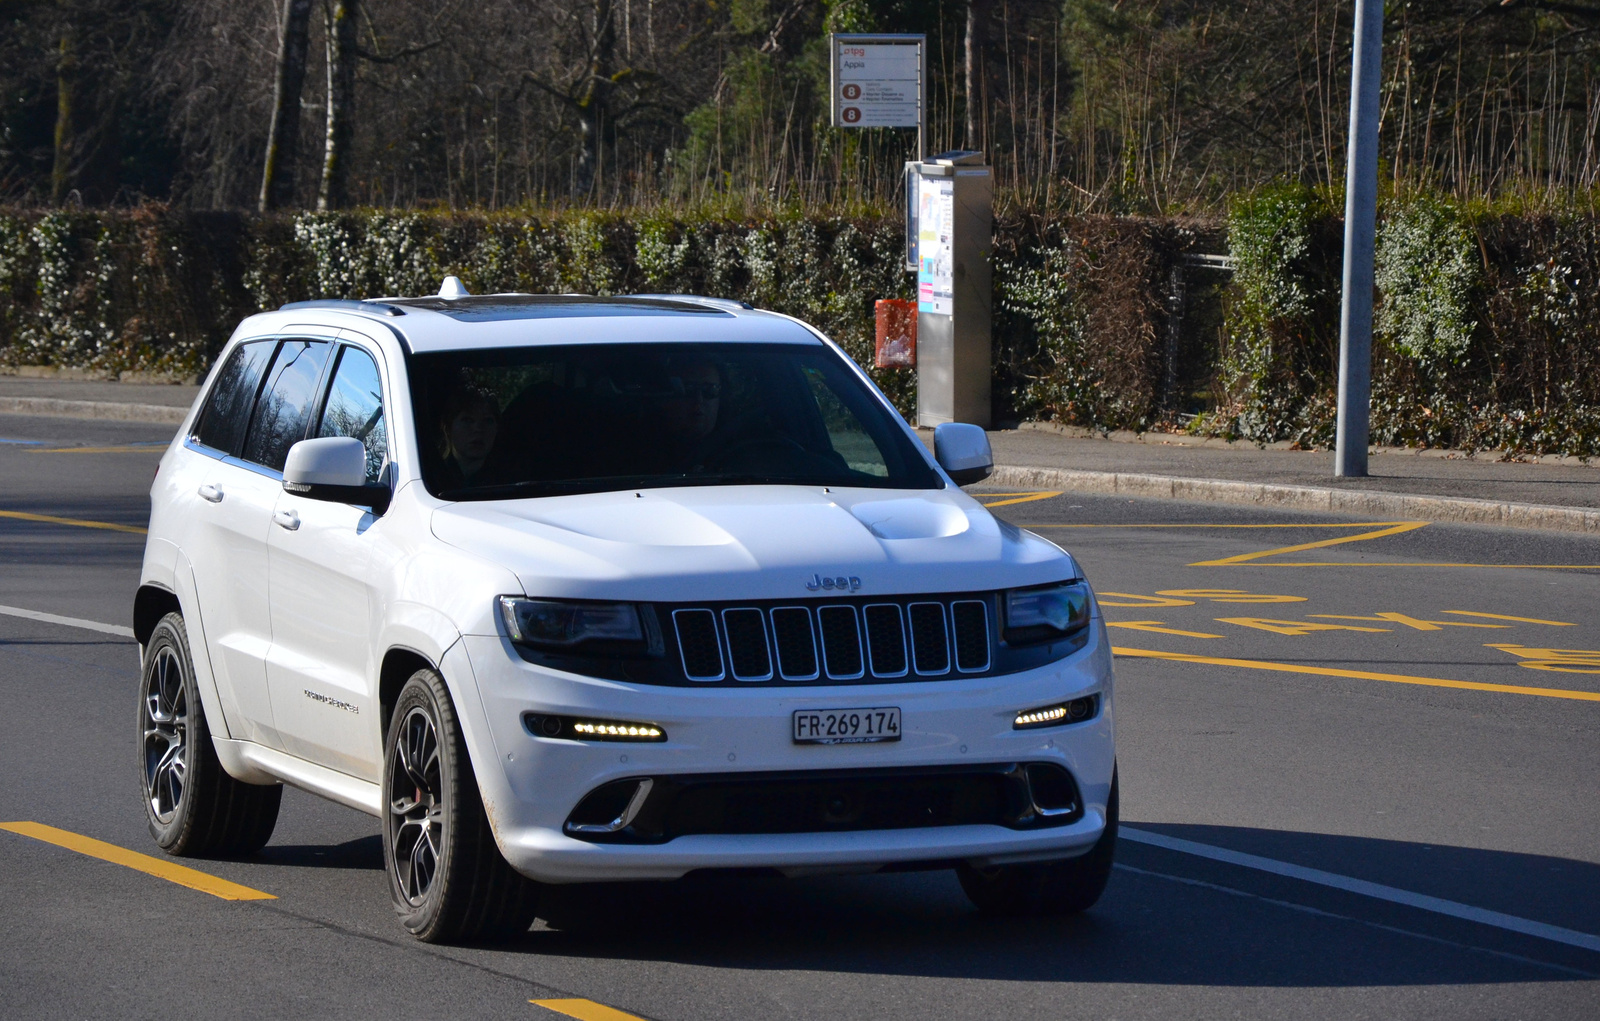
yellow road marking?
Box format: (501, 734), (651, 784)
(0, 509), (147, 535)
(31, 445), (165, 454)
(1111, 646), (1600, 702)
(531, 999), (647, 1021)
(1029, 522), (1418, 529)
(0, 821), (275, 900)
(1189, 522), (1430, 566)
(1486, 644), (1600, 674)
(1157, 588), (1306, 604)
(1215, 616), (1391, 636)
(980, 491), (1061, 508)
(1106, 620), (1224, 639)
(1099, 592), (1196, 607)
(1445, 611), (1576, 626)
(1309, 612), (1510, 631)
(1232, 561), (1600, 569)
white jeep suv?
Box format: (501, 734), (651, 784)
(135, 287), (1117, 942)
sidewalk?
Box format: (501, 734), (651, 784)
(1, 376), (1594, 533)
(0, 375), (197, 424)
(960, 423), (1599, 534)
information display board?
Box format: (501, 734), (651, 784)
(830, 35), (924, 130)
(916, 175), (954, 315)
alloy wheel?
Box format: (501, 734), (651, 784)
(142, 646), (188, 823)
(389, 706), (446, 905)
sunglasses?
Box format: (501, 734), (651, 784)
(668, 382), (722, 400)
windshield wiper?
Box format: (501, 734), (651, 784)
(438, 472), (843, 501)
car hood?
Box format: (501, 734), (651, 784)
(429, 485), (1078, 602)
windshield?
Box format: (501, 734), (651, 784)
(407, 342), (942, 499)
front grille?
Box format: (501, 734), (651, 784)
(667, 594), (999, 685)
(564, 763), (1084, 844)
(672, 609), (723, 681)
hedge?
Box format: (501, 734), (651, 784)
(3, 202), (1599, 458)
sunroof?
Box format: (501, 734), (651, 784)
(387, 294), (732, 322)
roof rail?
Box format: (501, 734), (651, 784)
(278, 298), (406, 317)
(621, 293), (753, 311)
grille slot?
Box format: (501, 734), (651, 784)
(951, 600), (991, 672)
(907, 602), (950, 675)
(817, 606), (864, 679)
(769, 607), (819, 680)
(672, 609), (724, 681)
(722, 608), (773, 681)
(863, 604), (908, 677)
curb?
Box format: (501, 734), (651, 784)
(0, 397), (188, 425)
(989, 464), (1600, 535)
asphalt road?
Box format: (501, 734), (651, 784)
(1, 413), (1597, 1020)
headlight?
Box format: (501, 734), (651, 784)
(499, 597), (644, 650)
(1003, 580), (1092, 645)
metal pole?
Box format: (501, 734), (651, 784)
(1335, 0), (1382, 478)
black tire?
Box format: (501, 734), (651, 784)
(957, 768), (1118, 917)
(382, 667), (541, 943)
(140, 612), (282, 856)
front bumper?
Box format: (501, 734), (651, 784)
(456, 619), (1116, 884)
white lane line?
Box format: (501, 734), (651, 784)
(1122, 826), (1600, 954)
(1115, 863), (1597, 978)
(0, 604), (134, 638)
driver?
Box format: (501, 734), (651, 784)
(437, 383), (499, 488)
(655, 358), (722, 470)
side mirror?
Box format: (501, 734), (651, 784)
(933, 422), (994, 486)
(283, 437), (391, 515)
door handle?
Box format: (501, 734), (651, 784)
(197, 484), (223, 503)
(273, 508), (301, 531)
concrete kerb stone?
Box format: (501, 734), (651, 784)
(0, 397), (188, 425)
(987, 464), (1600, 535)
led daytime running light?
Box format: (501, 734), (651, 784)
(1014, 705), (1069, 727)
(1013, 695), (1098, 730)
(572, 721), (662, 739)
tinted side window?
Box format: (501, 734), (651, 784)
(317, 346), (389, 483)
(194, 341), (275, 455)
(241, 340), (333, 471)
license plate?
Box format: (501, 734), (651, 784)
(792, 707), (901, 745)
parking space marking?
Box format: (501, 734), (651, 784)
(0, 604), (134, 638)
(530, 999), (648, 1020)
(1112, 645), (1600, 701)
(0, 508), (147, 534)
(0, 821), (275, 900)
(978, 491), (1061, 508)
(1121, 826), (1600, 955)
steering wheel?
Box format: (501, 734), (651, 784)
(707, 433), (811, 471)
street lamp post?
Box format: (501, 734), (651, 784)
(1335, 0), (1383, 478)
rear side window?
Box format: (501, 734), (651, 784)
(242, 339), (333, 471)
(193, 340), (275, 455)
(317, 346), (388, 483)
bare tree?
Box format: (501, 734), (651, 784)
(259, 0), (313, 211)
(317, 0), (358, 210)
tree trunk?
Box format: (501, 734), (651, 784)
(963, 0), (987, 152)
(51, 26), (77, 204)
(318, 0), (359, 211)
(573, 0), (616, 197)
(260, 0), (313, 212)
